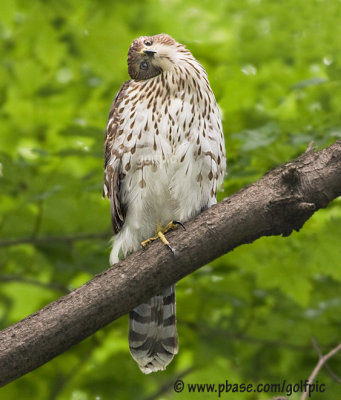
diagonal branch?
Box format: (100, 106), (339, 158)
(311, 338), (341, 384)
(301, 342), (341, 400)
(0, 140), (340, 387)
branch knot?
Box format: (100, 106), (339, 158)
(281, 165), (299, 186)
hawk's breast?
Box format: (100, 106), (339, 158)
(108, 67), (225, 231)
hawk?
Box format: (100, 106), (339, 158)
(104, 34), (226, 373)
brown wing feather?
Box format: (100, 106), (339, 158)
(104, 80), (131, 233)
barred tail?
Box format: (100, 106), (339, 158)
(129, 285), (178, 374)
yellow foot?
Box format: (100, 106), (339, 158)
(141, 221), (185, 253)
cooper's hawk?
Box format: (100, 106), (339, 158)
(104, 34), (226, 373)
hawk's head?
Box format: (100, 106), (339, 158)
(127, 34), (184, 80)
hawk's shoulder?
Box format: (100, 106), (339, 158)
(103, 80), (132, 234)
(104, 80), (131, 167)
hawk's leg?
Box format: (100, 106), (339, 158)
(141, 221), (185, 253)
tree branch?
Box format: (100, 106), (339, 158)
(301, 342), (341, 400)
(311, 338), (341, 384)
(0, 140), (340, 387)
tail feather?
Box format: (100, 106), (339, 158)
(129, 285), (178, 374)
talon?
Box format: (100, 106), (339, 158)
(163, 220), (184, 233)
(157, 231), (175, 254)
(172, 220), (186, 230)
(167, 243), (175, 254)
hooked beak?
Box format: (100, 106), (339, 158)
(142, 49), (157, 56)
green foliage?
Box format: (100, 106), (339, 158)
(1, 0), (340, 399)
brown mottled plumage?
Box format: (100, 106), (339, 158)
(104, 34), (226, 374)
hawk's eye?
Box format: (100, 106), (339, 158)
(144, 40), (153, 46)
(140, 61), (149, 70)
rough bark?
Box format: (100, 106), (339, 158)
(0, 140), (340, 387)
